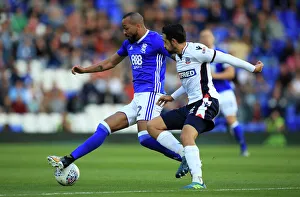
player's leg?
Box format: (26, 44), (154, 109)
(137, 120), (182, 161)
(147, 107), (189, 178)
(48, 106), (131, 169)
(226, 115), (249, 156)
(181, 97), (219, 189)
(180, 124), (206, 189)
(220, 90), (248, 156)
(68, 112), (129, 160)
(136, 92), (182, 162)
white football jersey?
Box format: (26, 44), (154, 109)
(175, 42), (219, 104)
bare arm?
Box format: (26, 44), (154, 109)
(212, 66), (235, 80)
(72, 53), (125, 74)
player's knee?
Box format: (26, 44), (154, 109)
(180, 132), (195, 146)
(146, 120), (156, 134)
(96, 121), (111, 136)
(226, 116), (237, 125)
(180, 133), (188, 145)
(147, 117), (166, 139)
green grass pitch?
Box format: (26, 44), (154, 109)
(0, 143), (299, 197)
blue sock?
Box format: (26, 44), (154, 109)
(71, 121), (110, 160)
(231, 122), (247, 152)
(138, 131), (182, 162)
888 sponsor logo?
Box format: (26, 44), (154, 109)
(131, 55), (143, 68)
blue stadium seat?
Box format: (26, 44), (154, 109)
(214, 117), (227, 126)
(213, 27), (229, 44)
(261, 61), (279, 88)
(285, 10), (297, 29)
(276, 11), (287, 27)
(286, 119), (297, 132)
(243, 122), (266, 133)
(64, 5), (75, 16)
(9, 125), (23, 133)
(94, 0), (123, 25)
(285, 106), (298, 132)
(279, 10), (298, 40)
(251, 0), (262, 9)
(211, 124), (227, 133)
(296, 116), (300, 130)
(270, 39), (286, 56)
(210, 117), (227, 133)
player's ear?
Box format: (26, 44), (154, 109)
(171, 38), (177, 45)
(136, 23), (142, 29)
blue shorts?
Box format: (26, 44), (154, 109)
(161, 96), (219, 133)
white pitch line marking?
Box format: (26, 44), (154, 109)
(0, 187), (299, 196)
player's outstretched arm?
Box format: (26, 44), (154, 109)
(214, 50), (263, 73)
(71, 53), (125, 75)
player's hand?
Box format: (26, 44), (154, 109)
(211, 72), (216, 79)
(253, 61), (264, 73)
(156, 95), (174, 107)
(71, 65), (86, 75)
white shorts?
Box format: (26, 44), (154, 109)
(219, 90), (238, 117)
(119, 92), (164, 126)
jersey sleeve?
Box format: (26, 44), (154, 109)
(117, 40), (129, 57)
(155, 34), (171, 57)
(194, 43), (216, 63)
(160, 45), (171, 57)
(216, 48), (230, 68)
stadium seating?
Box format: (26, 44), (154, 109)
(0, 106), (268, 134)
(7, 113), (23, 133)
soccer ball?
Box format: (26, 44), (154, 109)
(54, 163), (80, 186)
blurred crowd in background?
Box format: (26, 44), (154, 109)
(0, 0), (300, 132)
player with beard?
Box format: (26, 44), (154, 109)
(47, 12), (185, 172)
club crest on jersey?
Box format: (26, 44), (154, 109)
(185, 57), (191, 64)
(178, 69), (196, 79)
(140, 43), (148, 53)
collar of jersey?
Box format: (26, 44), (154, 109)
(181, 42), (189, 55)
(137, 29), (150, 44)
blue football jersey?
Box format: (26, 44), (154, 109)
(117, 30), (170, 93)
(210, 48), (233, 92)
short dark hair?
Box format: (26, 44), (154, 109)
(162, 24), (186, 43)
(122, 12), (144, 24)
(122, 12), (136, 19)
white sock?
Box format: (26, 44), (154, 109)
(230, 121), (239, 133)
(184, 145), (203, 184)
(157, 131), (184, 157)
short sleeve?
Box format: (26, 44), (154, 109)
(194, 43), (216, 63)
(117, 40), (129, 56)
